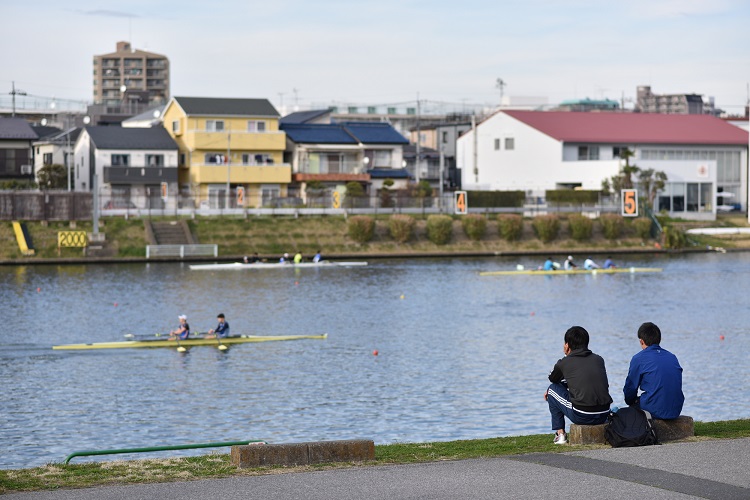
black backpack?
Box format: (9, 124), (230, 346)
(604, 406), (659, 447)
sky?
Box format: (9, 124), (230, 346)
(2, 0), (749, 115)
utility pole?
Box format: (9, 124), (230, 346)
(496, 78), (505, 106)
(9, 81), (27, 117)
(225, 130), (231, 209)
(472, 114), (478, 184)
(415, 93), (421, 184)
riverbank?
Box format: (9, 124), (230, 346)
(2, 213), (750, 264)
(1, 419), (748, 493)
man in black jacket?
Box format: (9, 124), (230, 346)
(545, 326), (613, 444)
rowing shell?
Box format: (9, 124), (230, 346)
(52, 334), (327, 350)
(479, 267), (662, 276)
(189, 261), (367, 271)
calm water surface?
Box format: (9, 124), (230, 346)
(1, 253), (749, 468)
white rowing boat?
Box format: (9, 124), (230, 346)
(189, 261), (368, 271)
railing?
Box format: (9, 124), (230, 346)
(146, 245), (218, 259)
(298, 160), (365, 175)
(64, 440), (266, 464)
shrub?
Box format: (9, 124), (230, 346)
(568, 214), (593, 242)
(466, 190), (526, 207)
(663, 226), (687, 249)
(531, 215), (560, 243)
(497, 214), (523, 242)
(546, 189), (601, 204)
(461, 214), (487, 241)
(633, 217), (652, 240)
(600, 214), (624, 240)
(426, 215), (453, 245)
(388, 214), (414, 243)
(347, 215), (375, 244)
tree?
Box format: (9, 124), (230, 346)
(345, 181), (365, 208)
(37, 164), (68, 189)
(379, 178), (395, 208)
(602, 149), (666, 211)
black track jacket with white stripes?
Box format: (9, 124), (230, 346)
(549, 348), (613, 412)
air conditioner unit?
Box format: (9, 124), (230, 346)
(20, 165), (33, 175)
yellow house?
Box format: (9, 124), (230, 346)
(161, 96), (290, 208)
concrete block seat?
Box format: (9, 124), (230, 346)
(569, 415), (694, 446)
(231, 439), (375, 468)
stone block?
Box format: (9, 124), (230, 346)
(569, 415), (694, 446)
(308, 440), (375, 464)
(569, 423), (607, 445)
(231, 442), (308, 468)
(653, 415), (694, 442)
(231, 439), (375, 468)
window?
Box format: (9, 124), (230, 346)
(577, 146), (599, 161)
(367, 106), (377, 114)
(442, 131), (448, 144)
(348, 107), (359, 114)
(261, 185), (281, 207)
(372, 150), (392, 167)
(111, 154), (130, 166)
(242, 153), (273, 165)
(504, 138), (515, 150)
(146, 154), (164, 167)
(206, 120), (224, 132)
(406, 108), (416, 115)
(387, 107), (397, 114)
(43, 153), (53, 165)
(172, 120), (180, 133)
(205, 153), (226, 164)
(494, 139), (500, 151)
(179, 153), (186, 166)
(247, 120), (267, 132)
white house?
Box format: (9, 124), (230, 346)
(457, 110), (748, 220)
(74, 126), (179, 209)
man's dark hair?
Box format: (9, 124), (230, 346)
(564, 326), (589, 350)
(638, 322), (661, 346)
(217, 313), (225, 319)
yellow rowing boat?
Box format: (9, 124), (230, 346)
(480, 267), (662, 276)
(53, 334), (328, 350)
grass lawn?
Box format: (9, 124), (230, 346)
(1, 419), (749, 493)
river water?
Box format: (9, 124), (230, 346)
(1, 253), (749, 469)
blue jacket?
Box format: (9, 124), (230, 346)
(623, 344), (684, 419)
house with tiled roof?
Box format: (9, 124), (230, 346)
(457, 111), (749, 220)
(33, 127), (79, 185)
(162, 96), (289, 208)
(0, 118), (38, 182)
(74, 126), (178, 209)
(281, 121), (409, 202)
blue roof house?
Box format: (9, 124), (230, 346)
(281, 121), (409, 202)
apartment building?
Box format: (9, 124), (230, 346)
(93, 41), (170, 108)
(162, 96), (289, 208)
(636, 86), (706, 115)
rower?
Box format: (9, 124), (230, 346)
(207, 313), (230, 338)
(312, 250), (322, 263)
(543, 257), (558, 271)
(583, 257), (600, 270)
(563, 255), (577, 270)
(169, 315), (190, 340)
(603, 256), (616, 269)
(293, 251), (303, 264)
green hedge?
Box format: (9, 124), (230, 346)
(600, 214), (624, 240)
(461, 214), (487, 241)
(388, 214), (415, 243)
(632, 217), (652, 240)
(465, 190), (525, 208)
(497, 214), (523, 242)
(426, 215), (454, 245)
(347, 216), (375, 243)
(532, 215), (560, 243)
(568, 214), (593, 242)
(546, 190), (601, 204)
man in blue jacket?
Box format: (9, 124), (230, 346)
(624, 322), (684, 420)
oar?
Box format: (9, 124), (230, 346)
(215, 335), (228, 351)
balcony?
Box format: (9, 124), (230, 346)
(191, 164), (291, 184)
(104, 166), (178, 184)
(189, 131), (285, 151)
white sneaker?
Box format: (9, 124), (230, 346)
(553, 432), (567, 445)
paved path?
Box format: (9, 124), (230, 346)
(5, 438), (750, 499)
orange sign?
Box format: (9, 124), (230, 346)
(455, 191), (467, 214)
(236, 186), (245, 206)
(621, 189), (638, 217)
(161, 182), (168, 201)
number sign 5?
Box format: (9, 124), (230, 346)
(621, 189), (638, 217)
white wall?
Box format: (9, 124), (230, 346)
(458, 112), (620, 196)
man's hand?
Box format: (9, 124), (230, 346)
(544, 389), (549, 401)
